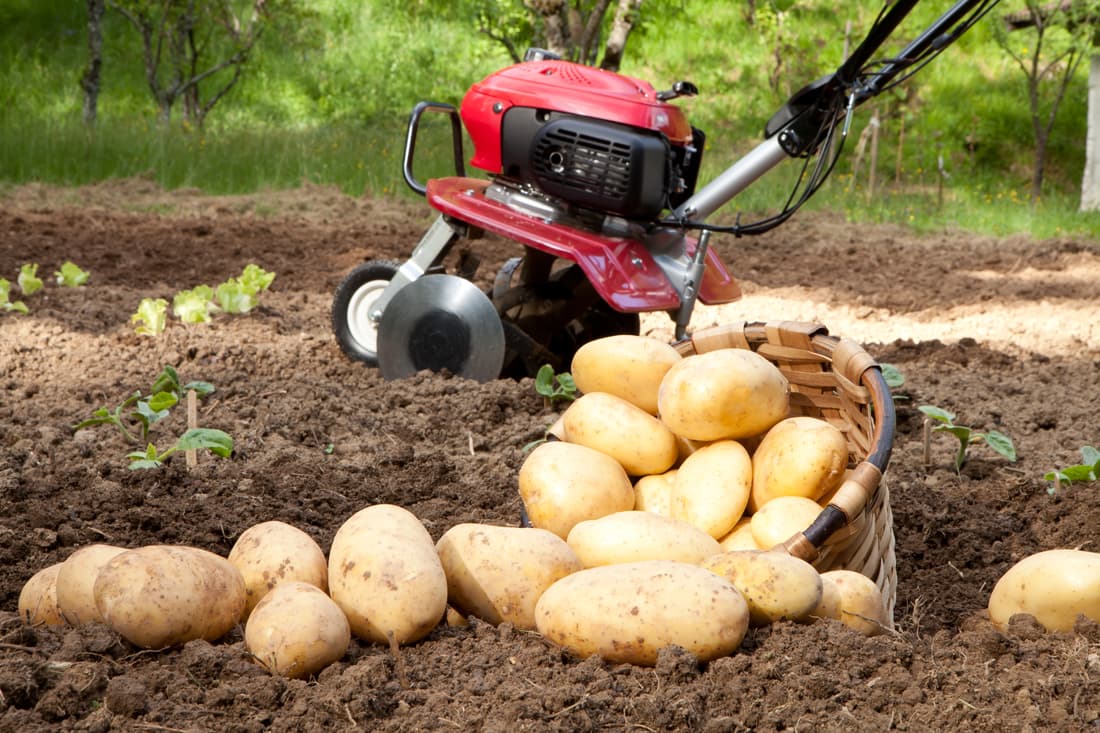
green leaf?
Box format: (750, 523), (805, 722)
(934, 424), (972, 443)
(238, 263), (275, 293)
(534, 364), (555, 397)
(1080, 446), (1100, 467)
(0, 278), (9, 303)
(150, 365), (181, 396)
(982, 430), (1017, 462)
(18, 264), (43, 296)
(919, 405), (955, 424)
(181, 380), (215, 397)
(879, 363), (905, 389)
(172, 285), (216, 323)
(131, 297), (169, 336)
(127, 444), (163, 469)
(176, 428), (234, 458)
(144, 391), (178, 414)
(55, 261), (89, 287)
(1058, 465), (1097, 482)
(556, 372), (577, 398)
(3, 300), (28, 314)
(215, 278), (256, 313)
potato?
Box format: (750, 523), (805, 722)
(633, 470), (676, 517)
(94, 545), (247, 648)
(570, 334), (682, 414)
(228, 520), (328, 619)
(328, 504), (447, 645)
(245, 581), (350, 679)
(718, 518), (759, 552)
(988, 549), (1100, 632)
(701, 550), (823, 626)
(18, 562), (65, 626)
(56, 544), (129, 625)
(670, 440), (752, 539)
(535, 560), (749, 665)
(436, 523), (582, 629)
(750, 495), (823, 550)
(658, 349), (790, 442)
(566, 511), (722, 567)
(819, 569), (889, 636)
(519, 440), (635, 539)
(809, 573), (843, 621)
(562, 392), (678, 476)
(750, 417), (849, 512)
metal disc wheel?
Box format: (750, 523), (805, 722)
(331, 259), (400, 366)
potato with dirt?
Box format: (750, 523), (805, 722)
(658, 349), (790, 442)
(435, 523), (582, 629)
(535, 560), (750, 665)
(566, 510), (722, 567)
(561, 391), (679, 476)
(55, 543), (129, 626)
(328, 503), (448, 645)
(228, 520), (329, 619)
(701, 549), (823, 626)
(17, 562), (65, 626)
(245, 581), (351, 679)
(570, 334), (682, 414)
(519, 440), (635, 539)
(987, 548), (1100, 632)
(93, 545), (247, 648)
(818, 569), (890, 636)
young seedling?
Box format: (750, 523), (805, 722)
(919, 405), (1016, 471)
(215, 263), (276, 314)
(0, 278), (28, 314)
(173, 285), (217, 323)
(18, 264), (43, 296)
(127, 428), (234, 470)
(55, 261), (90, 287)
(535, 364), (578, 405)
(132, 297), (169, 336)
(1044, 446), (1100, 493)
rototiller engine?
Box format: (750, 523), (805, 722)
(332, 0), (999, 381)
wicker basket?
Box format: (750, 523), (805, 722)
(674, 321), (897, 624)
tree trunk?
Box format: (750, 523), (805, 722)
(600, 0), (642, 72)
(1083, 53), (1100, 211)
(81, 0), (106, 127)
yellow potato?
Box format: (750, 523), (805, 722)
(94, 545), (247, 648)
(633, 470), (676, 517)
(245, 581), (351, 679)
(809, 573), (843, 621)
(988, 549), (1100, 632)
(17, 562), (65, 626)
(519, 440), (635, 539)
(56, 544), (129, 625)
(328, 504), (447, 645)
(562, 392), (678, 476)
(749, 496), (823, 550)
(535, 560), (749, 665)
(658, 349), (790, 442)
(819, 569), (890, 636)
(670, 440), (752, 539)
(566, 511), (722, 567)
(750, 417), (849, 512)
(570, 334), (682, 414)
(228, 520), (329, 619)
(717, 518), (759, 552)
(702, 550), (823, 626)
(435, 523), (582, 630)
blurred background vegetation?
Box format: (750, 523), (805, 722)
(0, 0), (1096, 238)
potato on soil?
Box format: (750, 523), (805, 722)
(633, 470), (676, 517)
(56, 544), (129, 626)
(750, 495), (824, 550)
(93, 545), (247, 649)
(534, 560), (749, 665)
(819, 569), (890, 636)
(566, 510), (722, 567)
(657, 349), (790, 442)
(987, 549), (1100, 632)
(18, 562), (65, 626)
(562, 392), (678, 476)
(228, 520), (328, 619)
(750, 416), (849, 512)
(670, 440), (752, 539)
(702, 550), (823, 626)
(328, 504), (448, 645)
(519, 440), (635, 539)
(570, 334), (682, 415)
(245, 581), (351, 679)
(435, 523), (582, 630)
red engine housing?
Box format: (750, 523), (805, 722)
(460, 59), (695, 175)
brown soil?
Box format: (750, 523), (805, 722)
(1, 179), (1098, 732)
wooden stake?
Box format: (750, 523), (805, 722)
(186, 389), (197, 468)
(867, 109), (880, 201)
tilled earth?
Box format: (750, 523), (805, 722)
(0, 179), (1098, 732)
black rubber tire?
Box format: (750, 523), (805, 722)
(331, 259), (401, 366)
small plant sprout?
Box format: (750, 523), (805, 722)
(18, 264), (43, 295)
(1044, 446), (1100, 493)
(127, 428), (234, 470)
(0, 279), (29, 314)
(173, 285), (217, 323)
(215, 263), (276, 314)
(132, 297), (169, 336)
(919, 405), (1017, 471)
(880, 363), (905, 389)
(55, 261), (90, 287)
(535, 364), (578, 405)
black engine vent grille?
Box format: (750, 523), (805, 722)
(532, 128), (633, 200)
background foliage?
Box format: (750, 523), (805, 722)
(0, 0), (1096, 238)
